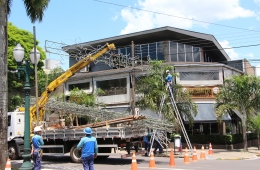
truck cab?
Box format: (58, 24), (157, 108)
(7, 112), (25, 160)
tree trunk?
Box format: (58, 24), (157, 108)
(257, 133), (260, 150)
(0, 1), (8, 170)
(242, 125), (247, 151)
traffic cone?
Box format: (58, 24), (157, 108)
(183, 147), (190, 164)
(208, 143), (214, 155)
(169, 149), (175, 167)
(131, 152), (138, 170)
(200, 145), (206, 160)
(5, 158), (11, 170)
(148, 151), (156, 168)
(192, 146), (198, 162)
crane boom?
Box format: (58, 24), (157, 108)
(28, 43), (115, 130)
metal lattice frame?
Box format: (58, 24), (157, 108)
(29, 97), (176, 132)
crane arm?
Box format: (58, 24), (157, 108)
(29, 43), (116, 129)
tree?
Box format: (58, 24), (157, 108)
(8, 22), (46, 111)
(135, 60), (197, 130)
(0, 1), (50, 168)
(248, 114), (260, 150)
(215, 75), (260, 151)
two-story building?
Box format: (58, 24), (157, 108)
(62, 26), (255, 136)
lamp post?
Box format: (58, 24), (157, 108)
(13, 44), (40, 170)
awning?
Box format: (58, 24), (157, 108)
(185, 103), (231, 123)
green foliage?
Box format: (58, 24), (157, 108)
(69, 88), (95, 107)
(8, 95), (23, 111)
(135, 60), (197, 125)
(181, 134), (257, 145)
(37, 67), (64, 94)
(248, 114), (260, 134)
(7, 22), (46, 111)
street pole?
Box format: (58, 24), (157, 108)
(131, 41), (135, 115)
(17, 61), (34, 170)
(33, 26), (39, 126)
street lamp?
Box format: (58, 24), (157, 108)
(13, 44), (40, 170)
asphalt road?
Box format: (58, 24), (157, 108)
(10, 154), (260, 170)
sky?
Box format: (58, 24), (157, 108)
(8, 0), (260, 75)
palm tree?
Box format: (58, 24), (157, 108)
(136, 60), (197, 130)
(215, 75), (260, 151)
(0, 0), (50, 168)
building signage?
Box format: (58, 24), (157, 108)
(183, 86), (219, 98)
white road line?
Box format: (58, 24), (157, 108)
(138, 167), (194, 170)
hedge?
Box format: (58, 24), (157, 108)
(178, 133), (258, 145)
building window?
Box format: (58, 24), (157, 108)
(170, 41), (177, 62)
(193, 47), (200, 62)
(69, 82), (90, 91)
(185, 45), (193, 62)
(96, 78), (127, 96)
(157, 41), (164, 60)
(149, 43), (157, 60)
(180, 71), (219, 80)
(178, 43), (185, 62)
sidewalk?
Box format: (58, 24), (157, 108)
(161, 147), (260, 160)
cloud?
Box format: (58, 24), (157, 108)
(120, 0), (256, 34)
(219, 40), (239, 60)
(254, 0), (260, 5)
(245, 52), (255, 58)
(112, 15), (118, 21)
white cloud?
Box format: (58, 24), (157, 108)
(245, 52), (255, 58)
(120, 0), (256, 34)
(254, 0), (260, 5)
(219, 40), (239, 60)
(112, 15), (118, 21)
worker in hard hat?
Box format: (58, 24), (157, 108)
(31, 126), (44, 170)
(77, 127), (98, 170)
(143, 132), (151, 156)
(165, 70), (173, 93)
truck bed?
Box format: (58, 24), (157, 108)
(42, 126), (147, 140)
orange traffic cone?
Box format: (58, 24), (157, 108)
(192, 146), (198, 162)
(148, 151), (156, 168)
(200, 145), (206, 160)
(208, 143), (214, 155)
(169, 149), (175, 167)
(5, 158), (11, 170)
(131, 152), (138, 170)
(183, 147), (190, 164)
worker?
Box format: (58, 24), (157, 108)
(165, 70), (173, 93)
(143, 133), (151, 156)
(153, 132), (163, 155)
(77, 127), (98, 170)
(31, 126), (44, 170)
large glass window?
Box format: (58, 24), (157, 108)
(185, 45), (193, 62)
(69, 82), (90, 91)
(149, 43), (157, 60)
(180, 72), (219, 80)
(178, 43), (185, 62)
(157, 41), (164, 60)
(96, 78), (127, 96)
(193, 47), (201, 62)
(170, 41), (177, 62)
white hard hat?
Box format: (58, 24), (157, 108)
(166, 70), (170, 73)
(34, 126), (42, 133)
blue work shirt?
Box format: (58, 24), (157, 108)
(77, 136), (98, 158)
(32, 134), (44, 150)
(165, 74), (172, 83)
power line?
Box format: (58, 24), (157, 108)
(93, 0), (260, 33)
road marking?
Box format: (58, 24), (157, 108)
(138, 167), (194, 170)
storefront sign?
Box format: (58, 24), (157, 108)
(183, 86), (219, 98)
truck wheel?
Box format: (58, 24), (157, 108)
(70, 144), (82, 163)
(8, 143), (18, 160)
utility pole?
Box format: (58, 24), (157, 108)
(33, 26), (39, 126)
(131, 41), (136, 115)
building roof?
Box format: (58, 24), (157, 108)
(63, 26), (230, 62)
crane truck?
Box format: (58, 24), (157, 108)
(7, 43), (148, 163)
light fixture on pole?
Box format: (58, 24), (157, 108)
(13, 43), (40, 170)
